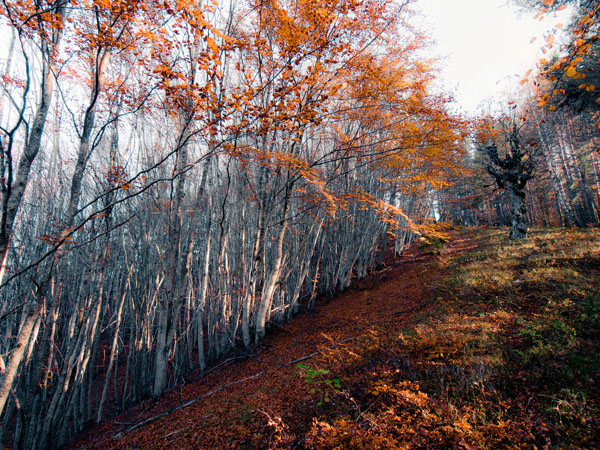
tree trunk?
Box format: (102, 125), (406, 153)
(254, 187), (290, 343)
(0, 300), (43, 416)
(153, 121), (189, 398)
(533, 114), (578, 226)
(96, 265), (132, 423)
(508, 187), (528, 240)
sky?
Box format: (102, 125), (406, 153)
(414, 0), (573, 115)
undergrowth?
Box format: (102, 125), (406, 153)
(260, 227), (600, 449)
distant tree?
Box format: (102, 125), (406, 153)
(477, 122), (535, 240)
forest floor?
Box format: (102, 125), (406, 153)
(69, 226), (600, 450)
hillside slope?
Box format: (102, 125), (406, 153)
(70, 227), (600, 449)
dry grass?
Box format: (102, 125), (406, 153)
(297, 227), (600, 449)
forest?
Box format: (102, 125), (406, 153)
(0, 0), (598, 449)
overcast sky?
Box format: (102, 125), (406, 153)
(414, 0), (573, 115)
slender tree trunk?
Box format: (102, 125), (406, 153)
(254, 186), (291, 343)
(97, 265), (132, 423)
(0, 299), (44, 416)
(153, 121), (190, 398)
(534, 117), (577, 226)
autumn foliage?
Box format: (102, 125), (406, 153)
(0, 0), (468, 448)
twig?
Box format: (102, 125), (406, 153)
(112, 372), (263, 439)
(160, 429), (182, 440)
(188, 353), (256, 384)
(288, 352), (320, 366)
(391, 304), (426, 316)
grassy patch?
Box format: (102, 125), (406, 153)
(265, 227), (600, 449)
(417, 234), (449, 255)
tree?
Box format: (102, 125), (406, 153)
(0, 1), (467, 447)
(0, 0), (71, 420)
(528, 0), (600, 125)
(477, 121), (535, 240)
(0, 0), (70, 283)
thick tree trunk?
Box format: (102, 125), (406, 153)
(482, 138), (533, 239)
(508, 187), (528, 240)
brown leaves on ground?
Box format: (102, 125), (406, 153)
(69, 227), (600, 449)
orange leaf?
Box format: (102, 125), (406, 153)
(565, 66), (577, 78)
(206, 36), (219, 54)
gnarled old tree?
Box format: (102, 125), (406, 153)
(478, 122), (535, 240)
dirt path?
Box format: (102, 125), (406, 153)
(69, 233), (465, 449)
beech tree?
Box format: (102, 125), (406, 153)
(0, 1), (466, 448)
(0, 0), (69, 283)
(477, 121), (535, 240)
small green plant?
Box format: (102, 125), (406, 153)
(514, 312), (578, 364)
(417, 235), (448, 255)
(239, 405), (253, 424)
(545, 389), (590, 425)
(577, 293), (600, 328)
(297, 364), (342, 406)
